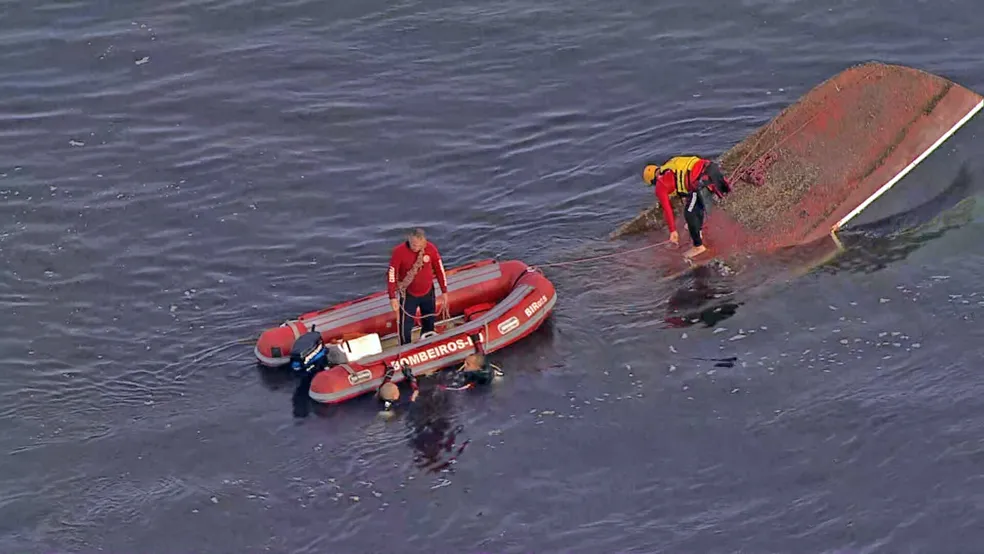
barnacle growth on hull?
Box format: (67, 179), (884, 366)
(612, 61), (984, 254)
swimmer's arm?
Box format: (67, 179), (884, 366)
(401, 364), (420, 401)
(655, 182), (676, 234)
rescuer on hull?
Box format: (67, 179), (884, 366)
(643, 156), (732, 259)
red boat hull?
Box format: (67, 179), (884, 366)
(612, 62), (984, 276)
(253, 259), (556, 404)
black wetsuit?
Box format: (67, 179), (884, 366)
(377, 362), (419, 411)
(440, 359), (496, 390)
(683, 162), (730, 248)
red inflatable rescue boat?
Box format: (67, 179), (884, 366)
(254, 259), (556, 404)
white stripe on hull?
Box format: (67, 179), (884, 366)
(833, 98), (984, 231)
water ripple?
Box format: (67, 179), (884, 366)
(2, 0), (984, 551)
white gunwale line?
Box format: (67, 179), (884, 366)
(832, 97), (984, 231)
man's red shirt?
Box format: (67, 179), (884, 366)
(387, 241), (448, 298)
(653, 158), (710, 233)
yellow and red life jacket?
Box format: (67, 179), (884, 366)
(659, 156), (706, 195)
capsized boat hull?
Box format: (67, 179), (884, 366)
(612, 62), (984, 273)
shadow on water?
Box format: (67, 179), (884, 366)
(256, 361), (329, 419)
(654, 188), (979, 330)
(256, 363), (294, 391)
(661, 264), (743, 329)
(868, 162), (978, 232)
(818, 195), (978, 276)
(820, 161), (981, 273)
(404, 384), (471, 474)
(841, 160), (980, 231)
(272, 360), (474, 469)
(256, 362), (338, 419)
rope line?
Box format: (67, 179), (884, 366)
(727, 64), (878, 182)
(236, 72), (887, 366)
(533, 240), (671, 269)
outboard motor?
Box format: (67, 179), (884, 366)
(289, 327), (329, 375)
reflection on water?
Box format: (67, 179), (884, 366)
(649, 189), (977, 332)
(819, 196), (977, 276)
(841, 163), (979, 232)
(256, 364), (294, 392)
(291, 371), (317, 418)
(653, 171), (982, 329)
(822, 163), (980, 274)
(662, 265), (742, 329)
(405, 383), (470, 474)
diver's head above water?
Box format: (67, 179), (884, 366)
(462, 353), (485, 371)
(378, 381), (400, 409)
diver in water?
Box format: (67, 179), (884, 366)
(439, 352), (502, 390)
(376, 334), (502, 414)
(376, 361), (419, 413)
(439, 332), (502, 390)
(642, 156), (732, 259)
(379, 337), (499, 469)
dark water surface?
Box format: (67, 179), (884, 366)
(3, 0), (984, 552)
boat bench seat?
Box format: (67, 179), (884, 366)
(328, 333), (383, 363)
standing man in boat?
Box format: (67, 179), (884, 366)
(642, 156), (732, 259)
(387, 227), (449, 345)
